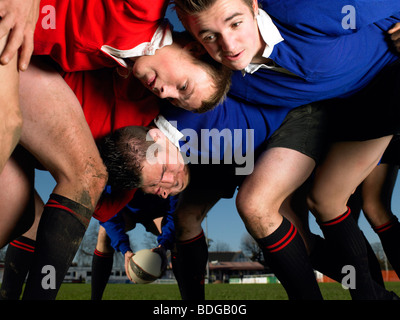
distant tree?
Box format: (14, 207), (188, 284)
(241, 233), (263, 263)
(73, 219), (126, 269)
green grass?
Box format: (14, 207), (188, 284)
(56, 282), (400, 300)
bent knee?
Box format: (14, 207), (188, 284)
(236, 190), (278, 224)
(86, 159), (108, 197)
(175, 211), (203, 241)
(306, 192), (323, 215)
(307, 191), (346, 219)
(236, 189), (277, 218)
(56, 157), (108, 207)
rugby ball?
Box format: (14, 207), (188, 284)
(128, 249), (162, 284)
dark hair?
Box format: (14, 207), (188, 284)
(98, 126), (153, 190)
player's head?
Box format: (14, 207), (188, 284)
(99, 126), (189, 198)
(132, 31), (231, 113)
(173, 0), (262, 71)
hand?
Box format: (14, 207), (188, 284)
(388, 22), (400, 53)
(0, 0), (40, 70)
(124, 251), (134, 282)
(151, 245), (168, 273)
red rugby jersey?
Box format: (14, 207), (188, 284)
(34, 0), (171, 71)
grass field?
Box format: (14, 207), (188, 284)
(56, 282), (400, 300)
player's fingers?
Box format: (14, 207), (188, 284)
(18, 33), (34, 71)
(388, 23), (400, 38)
(0, 14), (14, 55)
(0, 25), (24, 65)
(125, 252), (134, 281)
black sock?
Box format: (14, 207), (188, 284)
(363, 232), (385, 287)
(319, 207), (391, 300)
(22, 193), (92, 300)
(175, 231), (208, 300)
(91, 249), (114, 300)
(0, 236), (36, 300)
(309, 233), (384, 287)
(310, 234), (345, 283)
(374, 216), (400, 279)
(257, 217), (323, 300)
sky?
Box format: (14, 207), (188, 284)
(34, 5), (400, 254)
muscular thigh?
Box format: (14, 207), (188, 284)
(18, 57), (105, 207)
(0, 34), (21, 170)
(309, 136), (393, 221)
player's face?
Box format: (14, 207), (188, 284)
(140, 129), (189, 198)
(133, 43), (216, 112)
(185, 0), (262, 70)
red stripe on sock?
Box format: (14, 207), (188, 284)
(374, 220), (395, 234)
(266, 223), (294, 251)
(179, 231), (204, 245)
(94, 249), (113, 258)
(266, 224), (298, 253)
(10, 241), (35, 252)
(45, 201), (90, 226)
(320, 208), (351, 227)
(12, 239), (35, 250)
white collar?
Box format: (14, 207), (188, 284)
(154, 115), (183, 150)
(243, 9), (284, 75)
(101, 19), (173, 68)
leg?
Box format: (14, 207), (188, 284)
(362, 163), (398, 226)
(18, 57), (107, 210)
(362, 163), (400, 279)
(308, 136), (394, 299)
(308, 137), (392, 220)
(174, 184), (222, 300)
(18, 57), (108, 299)
(236, 147), (322, 300)
(0, 191), (43, 300)
(91, 226), (114, 300)
(0, 147), (35, 247)
(0, 34), (22, 173)
(236, 148), (315, 238)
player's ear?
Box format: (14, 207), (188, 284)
(252, 0), (259, 15)
(183, 41), (207, 58)
(148, 128), (166, 143)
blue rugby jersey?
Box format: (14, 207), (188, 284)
(158, 95), (290, 170)
(229, 1), (400, 108)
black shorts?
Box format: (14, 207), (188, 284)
(187, 163), (244, 199)
(326, 59), (400, 141)
(265, 102), (330, 163)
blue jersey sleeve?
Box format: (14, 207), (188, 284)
(100, 210), (132, 255)
(157, 195), (178, 250)
(157, 213), (176, 250)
